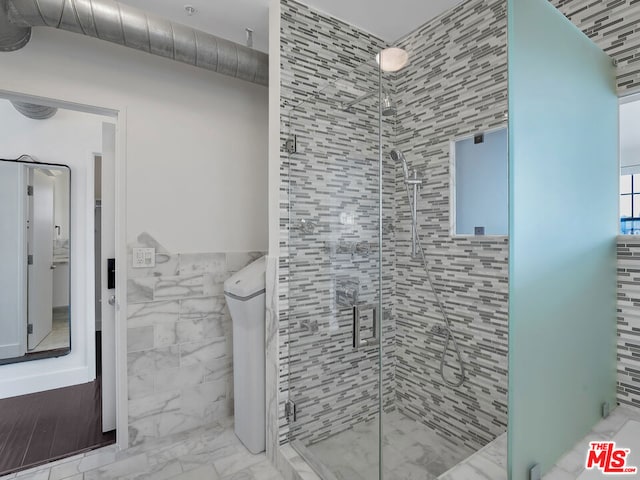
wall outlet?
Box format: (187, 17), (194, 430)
(132, 247), (155, 268)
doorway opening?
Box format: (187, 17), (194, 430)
(0, 96), (121, 475)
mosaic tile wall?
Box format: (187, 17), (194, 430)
(392, 0), (509, 451)
(616, 238), (640, 410)
(126, 232), (262, 445)
(279, 0), (397, 446)
(552, 0), (640, 95)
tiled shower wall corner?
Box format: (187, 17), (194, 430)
(617, 238), (640, 409)
(392, 0), (509, 451)
(126, 232), (262, 446)
(279, 0), (397, 446)
(552, 0), (640, 95)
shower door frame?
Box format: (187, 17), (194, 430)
(281, 61), (387, 480)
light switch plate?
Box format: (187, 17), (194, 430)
(132, 247), (155, 268)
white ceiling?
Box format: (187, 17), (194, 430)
(118, 0), (463, 54)
(302, 0), (463, 43)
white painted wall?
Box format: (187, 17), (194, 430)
(0, 26), (268, 400)
(0, 102), (104, 398)
(0, 27), (269, 254)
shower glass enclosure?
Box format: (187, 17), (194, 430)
(280, 1), (620, 478)
(281, 33), (505, 477)
(278, 1), (510, 478)
(283, 58), (387, 479)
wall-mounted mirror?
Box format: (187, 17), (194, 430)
(0, 159), (71, 364)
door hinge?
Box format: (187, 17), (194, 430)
(529, 463), (541, 480)
(27, 324), (33, 334)
(27, 185), (33, 196)
(285, 400), (297, 423)
(27, 254), (33, 265)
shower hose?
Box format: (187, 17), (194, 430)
(404, 183), (467, 388)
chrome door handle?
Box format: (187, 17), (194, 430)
(352, 305), (378, 350)
(108, 295), (116, 306)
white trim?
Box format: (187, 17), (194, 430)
(619, 91), (640, 106)
(619, 95), (633, 230)
(0, 89), (128, 450)
(86, 153), (97, 382)
(114, 110), (129, 450)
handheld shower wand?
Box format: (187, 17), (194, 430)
(390, 149), (410, 181)
(388, 149), (467, 388)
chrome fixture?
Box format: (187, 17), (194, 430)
(352, 305), (377, 350)
(381, 92), (397, 116)
(184, 5), (196, 16)
(390, 149), (467, 387)
(0, 0), (268, 86)
(390, 149), (422, 256)
(390, 149), (410, 182)
(376, 47), (409, 72)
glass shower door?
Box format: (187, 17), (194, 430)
(283, 61), (386, 480)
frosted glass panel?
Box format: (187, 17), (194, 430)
(507, 0), (618, 477)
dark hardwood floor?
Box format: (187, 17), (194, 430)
(0, 378), (115, 475)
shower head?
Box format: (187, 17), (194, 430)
(390, 149), (409, 180)
(382, 92), (396, 116)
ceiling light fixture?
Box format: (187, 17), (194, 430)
(376, 47), (409, 72)
(184, 5), (197, 16)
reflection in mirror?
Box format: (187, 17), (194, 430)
(0, 159), (71, 364)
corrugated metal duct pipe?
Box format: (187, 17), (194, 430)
(0, 0), (269, 86)
(11, 101), (58, 119)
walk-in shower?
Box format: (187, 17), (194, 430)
(279, 0), (622, 478)
(279, 1), (510, 479)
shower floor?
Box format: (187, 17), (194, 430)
(303, 411), (476, 480)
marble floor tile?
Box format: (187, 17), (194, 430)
(438, 405), (640, 480)
(1, 420), (284, 480)
(302, 410), (483, 480)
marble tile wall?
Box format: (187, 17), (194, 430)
(392, 0), (509, 452)
(126, 232), (263, 446)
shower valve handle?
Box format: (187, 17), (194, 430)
(352, 305), (378, 350)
